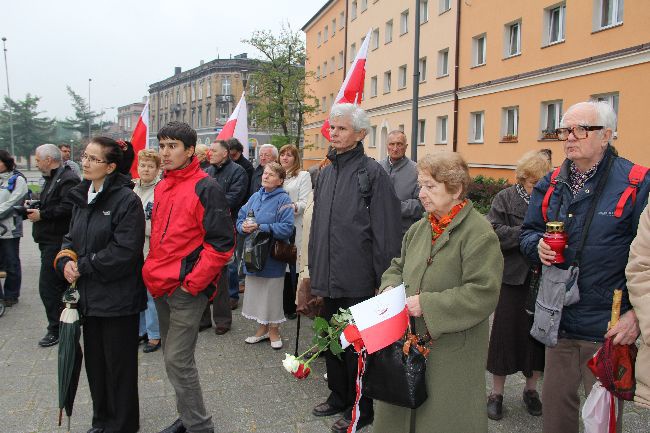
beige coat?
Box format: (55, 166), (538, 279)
(625, 197), (650, 409)
(373, 202), (503, 433)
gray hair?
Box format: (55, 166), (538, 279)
(259, 143), (278, 158)
(36, 143), (62, 162)
(562, 100), (617, 142)
(329, 103), (370, 133)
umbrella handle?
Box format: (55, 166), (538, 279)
(58, 408), (63, 426)
(609, 289), (623, 330)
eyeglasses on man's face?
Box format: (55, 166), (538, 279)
(555, 125), (604, 141)
(80, 153), (108, 164)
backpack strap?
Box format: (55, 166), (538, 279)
(542, 166), (562, 222)
(614, 164), (649, 218)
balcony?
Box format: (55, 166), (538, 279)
(217, 94), (234, 103)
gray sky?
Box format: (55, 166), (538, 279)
(0, 0), (323, 122)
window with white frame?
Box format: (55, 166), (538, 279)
(330, 93), (334, 110)
(351, 1), (357, 20)
(198, 82), (203, 99)
(324, 26), (329, 42)
(398, 124), (405, 132)
(222, 78), (231, 95)
(206, 105), (211, 126)
(369, 126), (377, 148)
(350, 43), (357, 61)
(502, 106), (519, 138)
(370, 76), (378, 97)
(317, 32), (322, 47)
(385, 20), (393, 43)
(473, 34), (487, 66)
(420, 0), (429, 23)
(419, 57), (427, 82)
(438, 48), (449, 76)
(321, 96), (327, 113)
(544, 3), (566, 46)
(316, 66), (321, 79)
(592, 92), (619, 133)
(505, 21), (521, 57)
(437, 116), (448, 144)
(197, 107), (202, 128)
(338, 51), (344, 69)
(384, 71), (392, 93)
(541, 100), (562, 136)
(400, 10), (409, 34)
(418, 120), (426, 145)
(361, 0), (367, 12)
(372, 28), (379, 50)
(470, 112), (484, 142)
(323, 61), (328, 76)
(398, 65), (407, 89)
(207, 80), (211, 97)
(331, 56), (335, 74)
(439, 0), (451, 13)
(219, 105), (228, 121)
(595, 0), (624, 29)
(339, 11), (345, 29)
(191, 84), (195, 101)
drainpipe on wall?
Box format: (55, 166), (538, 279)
(452, 0), (461, 152)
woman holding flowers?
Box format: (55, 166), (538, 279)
(56, 137), (146, 433)
(373, 152), (503, 433)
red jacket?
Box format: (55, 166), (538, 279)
(143, 157), (234, 298)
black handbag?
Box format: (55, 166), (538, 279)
(363, 318), (429, 409)
(242, 230), (272, 273)
(524, 264), (541, 315)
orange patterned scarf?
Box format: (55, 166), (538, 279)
(428, 200), (467, 245)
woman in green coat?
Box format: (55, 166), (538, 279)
(373, 152), (503, 433)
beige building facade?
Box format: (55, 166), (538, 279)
(304, 0), (650, 179)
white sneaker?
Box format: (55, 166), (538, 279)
(245, 333), (269, 344)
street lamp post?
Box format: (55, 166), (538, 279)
(88, 78), (92, 140)
(2, 37), (15, 156)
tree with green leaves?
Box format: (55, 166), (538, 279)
(59, 86), (103, 141)
(0, 94), (55, 168)
(244, 25), (318, 147)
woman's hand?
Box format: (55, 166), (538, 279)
(63, 261), (80, 285)
(242, 221), (259, 233)
(406, 295), (422, 317)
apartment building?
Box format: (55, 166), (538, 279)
(304, 0), (650, 178)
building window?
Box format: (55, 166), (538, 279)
(321, 96), (327, 113)
(596, 0), (624, 29)
(502, 106), (519, 139)
(369, 126), (377, 148)
(420, 0), (429, 24)
(361, 0), (367, 12)
(418, 57), (427, 82)
(316, 66), (321, 79)
(324, 26), (329, 42)
(545, 3), (566, 46)
(540, 100), (562, 138)
(473, 34), (487, 66)
(370, 76), (378, 97)
(338, 51), (344, 69)
(505, 21), (521, 57)
(339, 11), (345, 29)
(592, 92), (619, 133)
(438, 48), (449, 77)
(398, 124), (405, 131)
(191, 109), (195, 127)
(418, 120), (426, 145)
(385, 20), (393, 43)
(384, 71), (392, 93)
(398, 65), (407, 89)
(197, 107), (202, 128)
(439, 0), (451, 13)
(372, 28), (379, 50)
(206, 105), (211, 126)
(323, 61), (328, 76)
(222, 78), (231, 95)
(198, 82), (203, 100)
(400, 10), (409, 35)
(350, 43), (357, 61)
(207, 81), (211, 97)
(219, 105), (228, 122)
(330, 93), (334, 111)
(351, 1), (357, 20)
(331, 56), (335, 74)
(470, 111), (484, 143)
(437, 116), (448, 144)
(332, 19), (336, 35)
(317, 32), (321, 47)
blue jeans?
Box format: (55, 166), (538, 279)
(139, 291), (160, 339)
(0, 237), (22, 300)
(228, 261), (240, 301)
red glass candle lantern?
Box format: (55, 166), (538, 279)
(543, 221), (568, 264)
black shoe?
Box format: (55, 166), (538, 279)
(87, 428), (104, 433)
(143, 340), (161, 353)
(331, 415), (373, 433)
(285, 312), (297, 320)
(3, 297), (18, 307)
(138, 333), (148, 344)
(229, 298), (239, 310)
(158, 418), (186, 433)
(523, 389), (542, 416)
(214, 326), (230, 335)
(487, 394), (504, 420)
(312, 401), (345, 417)
(38, 332), (59, 348)
(198, 323), (212, 332)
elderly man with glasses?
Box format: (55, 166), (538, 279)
(520, 101), (650, 433)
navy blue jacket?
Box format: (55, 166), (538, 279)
(521, 148), (650, 341)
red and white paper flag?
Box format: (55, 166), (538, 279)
(216, 92), (249, 157)
(129, 100), (149, 178)
(321, 28), (372, 141)
(341, 284), (409, 354)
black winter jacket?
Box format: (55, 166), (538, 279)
(205, 158), (249, 221)
(57, 172), (147, 317)
(232, 155), (254, 196)
(32, 164), (80, 245)
(249, 164), (264, 198)
(309, 142), (402, 298)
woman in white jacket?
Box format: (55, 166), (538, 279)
(279, 144), (312, 319)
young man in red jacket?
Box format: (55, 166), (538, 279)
(143, 122), (234, 433)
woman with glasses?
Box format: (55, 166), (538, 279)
(56, 137), (146, 433)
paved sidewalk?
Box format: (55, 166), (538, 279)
(1, 225), (648, 432)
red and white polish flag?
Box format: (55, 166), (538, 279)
(129, 100), (149, 178)
(321, 28), (373, 141)
(216, 92), (249, 157)
(341, 284), (409, 354)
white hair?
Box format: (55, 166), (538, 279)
(329, 103), (370, 133)
(36, 143), (62, 162)
(259, 143), (278, 158)
(562, 100), (617, 142)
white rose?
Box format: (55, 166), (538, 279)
(282, 354), (299, 373)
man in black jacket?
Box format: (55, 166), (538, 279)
(227, 138), (254, 191)
(309, 104), (402, 433)
(28, 144), (80, 347)
(200, 140), (248, 333)
(248, 143), (278, 196)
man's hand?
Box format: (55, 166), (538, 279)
(406, 295), (422, 317)
(537, 238), (556, 266)
(26, 209), (41, 222)
(604, 309), (640, 345)
(179, 286), (190, 294)
(63, 261), (80, 285)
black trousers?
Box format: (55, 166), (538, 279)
(200, 270), (231, 329)
(282, 269), (297, 316)
(83, 314), (140, 433)
(38, 243), (66, 335)
(323, 296), (374, 420)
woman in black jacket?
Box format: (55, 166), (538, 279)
(57, 136), (146, 433)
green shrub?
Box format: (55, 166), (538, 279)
(467, 176), (510, 214)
